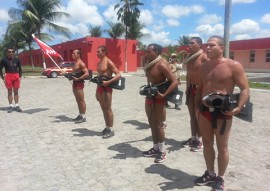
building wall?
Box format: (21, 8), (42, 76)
(19, 37), (138, 72)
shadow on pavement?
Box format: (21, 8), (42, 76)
(145, 164), (197, 190)
(72, 128), (99, 137)
(52, 115), (74, 122)
(108, 136), (152, 159)
(123, 119), (149, 130)
(20, 108), (49, 114)
(166, 137), (185, 153)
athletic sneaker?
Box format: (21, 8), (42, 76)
(212, 176), (224, 191)
(102, 129), (114, 139)
(195, 171), (216, 186)
(98, 128), (108, 136)
(7, 106), (13, 113)
(154, 151), (166, 163)
(183, 138), (193, 147)
(72, 115), (81, 121)
(15, 106), (22, 112)
(74, 116), (86, 124)
(142, 148), (159, 157)
(190, 140), (203, 152)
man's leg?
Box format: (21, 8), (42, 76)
(195, 113), (216, 186)
(153, 103), (166, 163)
(215, 119), (232, 176)
(13, 88), (22, 112)
(143, 99), (159, 157)
(73, 88), (86, 123)
(7, 89), (13, 113)
(8, 89), (13, 105)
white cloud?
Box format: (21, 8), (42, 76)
(199, 14), (222, 25)
(219, 0), (256, 5)
(231, 19), (260, 35)
(103, 5), (119, 23)
(63, 0), (104, 26)
(234, 34), (252, 40)
(255, 29), (270, 38)
(0, 9), (9, 23)
(84, 0), (114, 6)
(196, 24), (224, 37)
(162, 4), (205, 19)
(140, 28), (172, 45)
(261, 13), (270, 24)
(139, 10), (153, 26)
(167, 19), (180, 27)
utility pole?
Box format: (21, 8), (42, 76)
(224, 0), (232, 58)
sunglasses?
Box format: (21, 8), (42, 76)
(7, 50), (15, 53)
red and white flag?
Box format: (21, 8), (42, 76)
(32, 34), (63, 59)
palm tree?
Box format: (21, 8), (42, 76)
(88, 26), (103, 37)
(177, 35), (190, 45)
(115, 0), (143, 72)
(8, 0), (71, 69)
(9, 0), (71, 39)
(106, 21), (125, 38)
(127, 21), (147, 40)
(162, 45), (185, 62)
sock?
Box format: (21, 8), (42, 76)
(80, 114), (85, 118)
(192, 136), (196, 141)
(107, 127), (113, 131)
(208, 170), (216, 177)
(196, 136), (202, 142)
(153, 143), (159, 151)
(15, 103), (19, 107)
(10, 104), (13, 107)
(158, 142), (165, 153)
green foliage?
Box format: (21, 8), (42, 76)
(88, 26), (103, 37)
(249, 81), (270, 90)
(177, 35), (191, 45)
(106, 21), (125, 38)
(162, 45), (186, 62)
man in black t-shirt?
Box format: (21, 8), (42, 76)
(0, 48), (22, 113)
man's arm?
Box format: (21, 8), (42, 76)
(231, 61), (250, 114)
(107, 61), (121, 83)
(157, 62), (178, 98)
(0, 59), (4, 80)
(17, 58), (22, 78)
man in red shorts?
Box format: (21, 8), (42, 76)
(194, 36), (250, 191)
(70, 49), (89, 123)
(0, 47), (22, 113)
(142, 43), (178, 163)
(95, 46), (121, 139)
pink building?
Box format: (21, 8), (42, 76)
(177, 37), (270, 72)
(19, 37), (138, 72)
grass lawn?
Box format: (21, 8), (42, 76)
(22, 65), (43, 76)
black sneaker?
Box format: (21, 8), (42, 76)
(15, 106), (22, 112)
(72, 115), (81, 121)
(74, 116), (86, 124)
(102, 129), (114, 139)
(195, 171), (216, 186)
(175, 105), (181, 110)
(183, 138), (193, 147)
(212, 176), (224, 191)
(98, 128), (108, 136)
(154, 151), (166, 163)
(190, 140), (203, 152)
(7, 106), (13, 113)
(142, 148), (159, 157)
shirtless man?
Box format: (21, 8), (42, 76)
(142, 43), (178, 163)
(96, 46), (121, 139)
(194, 36), (249, 191)
(71, 49), (89, 123)
(184, 37), (208, 152)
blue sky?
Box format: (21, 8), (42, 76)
(0, 0), (270, 46)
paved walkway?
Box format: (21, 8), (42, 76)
(0, 69), (269, 191)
